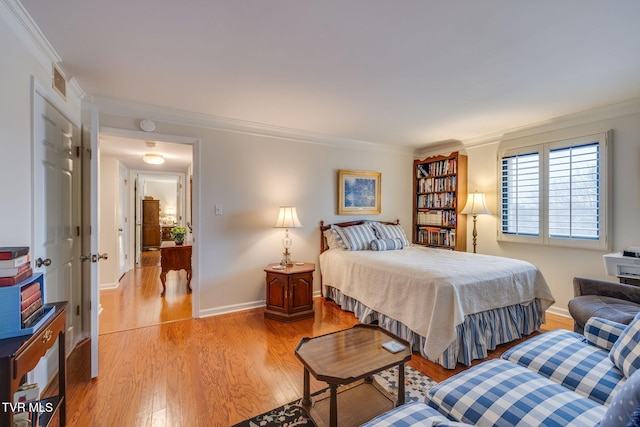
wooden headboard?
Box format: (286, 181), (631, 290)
(319, 219), (400, 253)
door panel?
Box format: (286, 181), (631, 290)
(32, 87), (81, 385)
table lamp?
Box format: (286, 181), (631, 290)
(274, 206), (302, 266)
(461, 192), (491, 253)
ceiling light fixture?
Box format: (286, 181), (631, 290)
(143, 153), (165, 165)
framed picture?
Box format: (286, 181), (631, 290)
(338, 170), (381, 215)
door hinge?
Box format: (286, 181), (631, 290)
(76, 305), (80, 316)
(76, 146), (81, 158)
(76, 226), (80, 236)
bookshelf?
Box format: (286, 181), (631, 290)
(413, 152), (467, 251)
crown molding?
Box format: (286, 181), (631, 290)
(87, 95), (413, 156)
(2, 0), (85, 114)
(1, 0), (58, 70)
(461, 97), (640, 148)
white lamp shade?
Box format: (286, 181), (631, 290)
(143, 153), (165, 164)
(274, 206), (302, 228)
(461, 193), (491, 215)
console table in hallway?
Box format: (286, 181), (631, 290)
(160, 243), (192, 297)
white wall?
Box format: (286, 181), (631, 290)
(0, 2), (83, 242)
(95, 110), (414, 316)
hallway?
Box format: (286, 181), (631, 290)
(99, 251), (192, 335)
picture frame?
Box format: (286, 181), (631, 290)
(338, 170), (381, 215)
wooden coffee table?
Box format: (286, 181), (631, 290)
(295, 324), (412, 427)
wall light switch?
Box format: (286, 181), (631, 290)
(215, 204), (222, 215)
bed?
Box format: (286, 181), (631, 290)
(319, 220), (555, 369)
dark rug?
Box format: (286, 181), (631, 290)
(231, 366), (436, 427)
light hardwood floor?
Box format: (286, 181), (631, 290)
(99, 251), (192, 335)
(53, 255), (573, 427)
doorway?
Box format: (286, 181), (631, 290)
(97, 132), (195, 334)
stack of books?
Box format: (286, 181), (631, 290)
(13, 383), (40, 426)
(0, 247), (32, 287)
(20, 280), (44, 329)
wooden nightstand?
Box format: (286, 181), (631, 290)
(264, 262), (315, 322)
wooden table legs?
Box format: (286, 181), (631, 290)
(397, 363), (405, 406)
(159, 269), (192, 297)
(302, 368), (311, 406)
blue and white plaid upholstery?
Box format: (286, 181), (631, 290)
(427, 359), (606, 427)
(502, 329), (625, 405)
(332, 223), (377, 251)
(371, 222), (411, 247)
(360, 402), (473, 427)
(610, 312), (640, 378)
(584, 317), (626, 350)
(370, 238), (404, 251)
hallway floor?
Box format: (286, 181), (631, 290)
(99, 250), (192, 335)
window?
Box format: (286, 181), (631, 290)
(498, 132), (610, 250)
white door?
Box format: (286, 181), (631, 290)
(118, 164), (128, 277)
(32, 87), (81, 353)
(81, 105), (101, 378)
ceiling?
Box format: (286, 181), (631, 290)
(19, 0), (640, 149)
(99, 135), (193, 171)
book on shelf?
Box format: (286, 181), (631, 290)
(0, 267), (32, 287)
(0, 246), (29, 261)
(21, 298), (43, 322)
(13, 383), (40, 425)
(22, 305), (46, 328)
(21, 281), (41, 300)
(0, 253), (30, 269)
(20, 289), (42, 311)
(0, 262), (31, 278)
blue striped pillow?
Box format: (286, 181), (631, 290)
(332, 223), (376, 251)
(371, 223), (410, 246)
(370, 238), (404, 251)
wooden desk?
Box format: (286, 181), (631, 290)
(0, 302), (67, 427)
(160, 245), (192, 297)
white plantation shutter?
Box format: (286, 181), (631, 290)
(501, 151), (540, 236)
(548, 142), (599, 239)
(498, 132), (609, 250)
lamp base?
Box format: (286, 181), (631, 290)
(280, 248), (293, 266)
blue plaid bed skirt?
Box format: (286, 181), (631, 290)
(325, 286), (544, 369)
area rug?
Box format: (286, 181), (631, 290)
(232, 366), (437, 427)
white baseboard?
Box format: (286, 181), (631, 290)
(547, 306), (571, 319)
(198, 300), (265, 318)
(99, 281), (120, 290)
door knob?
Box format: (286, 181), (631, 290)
(98, 253), (109, 261)
(36, 258), (52, 267)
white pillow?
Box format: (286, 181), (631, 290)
(332, 223), (376, 251)
(371, 222), (410, 247)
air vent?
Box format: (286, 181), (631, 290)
(52, 64), (66, 100)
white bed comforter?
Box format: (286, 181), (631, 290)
(319, 246), (555, 359)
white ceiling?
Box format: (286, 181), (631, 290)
(19, 0), (640, 148)
(99, 135), (193, 171)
